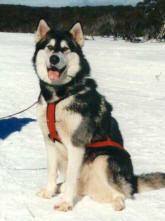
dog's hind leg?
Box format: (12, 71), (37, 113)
(79, 155), (128, 211)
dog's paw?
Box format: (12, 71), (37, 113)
(36, 188), (55, 199)
(112, 197), (125, 211)
(54, 201), (73, 212)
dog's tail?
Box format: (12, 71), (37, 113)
(134, 172), (165, 193)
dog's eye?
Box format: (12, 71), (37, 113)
(61, 47), (69, 52)
(47, 45), (54, 51)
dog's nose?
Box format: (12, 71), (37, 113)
(50, 55), (60, 65)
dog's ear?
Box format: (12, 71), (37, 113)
(35, 20), (50, 43)
(70, 22), (84, 47)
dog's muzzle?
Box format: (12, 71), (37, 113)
(49, 52), (66, 70)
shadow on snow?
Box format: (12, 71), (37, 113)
(0, 117), (36, 140)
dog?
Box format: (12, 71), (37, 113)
(32, 20), (165, 212)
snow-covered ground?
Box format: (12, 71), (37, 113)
(0, 33), (165, 221)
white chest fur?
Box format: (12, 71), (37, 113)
(37, 95), (82, 148)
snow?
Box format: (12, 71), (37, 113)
(0, 0), (142, 7)
(0, 33), (165, 220)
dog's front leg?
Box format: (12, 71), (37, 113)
(54, 144), (85, 211)
(37, 139), (58, 199)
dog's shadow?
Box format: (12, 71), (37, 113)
(0, 117), (36, 140)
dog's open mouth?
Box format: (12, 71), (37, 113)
(48, 66), (66, 82)
(48, 69), (59, 81)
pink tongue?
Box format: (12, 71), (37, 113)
(48, 70), (60, 81)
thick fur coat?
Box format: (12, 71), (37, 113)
(33, 20), (165, 212)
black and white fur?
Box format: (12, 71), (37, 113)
(33, 20), (165, 212)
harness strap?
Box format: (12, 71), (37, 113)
(86, 137), (124, 150)
(47, 103), (61, 142)
(47, 102), (125, 151)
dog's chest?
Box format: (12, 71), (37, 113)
(38, 95), (82, 145)
(55, 98), (82, 144)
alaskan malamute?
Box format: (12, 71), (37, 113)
(33, 20), (165, 212)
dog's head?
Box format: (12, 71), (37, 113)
(33, 20), (87, 86)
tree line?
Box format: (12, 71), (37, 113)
(0, 0), (165, 41)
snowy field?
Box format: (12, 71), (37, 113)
(0, 32), (165, 221)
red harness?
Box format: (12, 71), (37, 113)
(47, 102), (125, 151)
